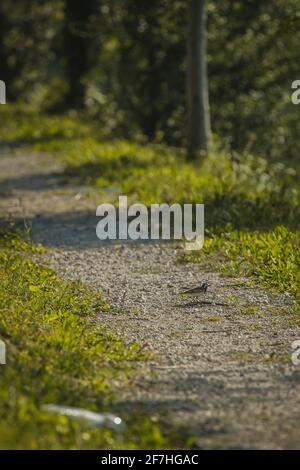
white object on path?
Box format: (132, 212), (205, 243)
(42, 404), (124, 430)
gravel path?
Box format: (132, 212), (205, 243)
(1, 151), (300, 449)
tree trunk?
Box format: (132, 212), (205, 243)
(63, 0), (97, 109)
(187, 0), (211, 159)
(0, 5), (11, 100)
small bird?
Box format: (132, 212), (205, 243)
(180, 281), (210, 296)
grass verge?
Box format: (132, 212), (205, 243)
(180, 226), (300, 307)
(0, 104), (299, 234)
(0, 232), (187, 449)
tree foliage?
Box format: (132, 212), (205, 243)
(0, 0), (299, 159)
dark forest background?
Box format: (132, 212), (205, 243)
(0, 0), (299, 160)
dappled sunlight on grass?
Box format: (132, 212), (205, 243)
(0, 232), (183, 449)
(181, 226), (300, 302)
(1, 105), (299, 305)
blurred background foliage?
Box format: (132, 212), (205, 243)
(0, 0), (299, 159)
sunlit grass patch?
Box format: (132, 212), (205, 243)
(1, 105), (299, 313)
(1, 105), (299, 234)
(181, 226), (300, 301)
(0, 104), (91, 147)
(0, 232), (183, 449)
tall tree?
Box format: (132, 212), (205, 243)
(0, 4), (11, 99)
(187, 0), (211, 159)
(63, 0), (98, 108)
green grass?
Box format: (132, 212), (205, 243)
(0, 105), (299, 317)
(1, 105), (299, 233)
(0, 232), (187, 449)
(181, 226), (300, 303)
(0, 104), (91, 146)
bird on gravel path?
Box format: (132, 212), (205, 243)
(179, 281), (210, 296)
